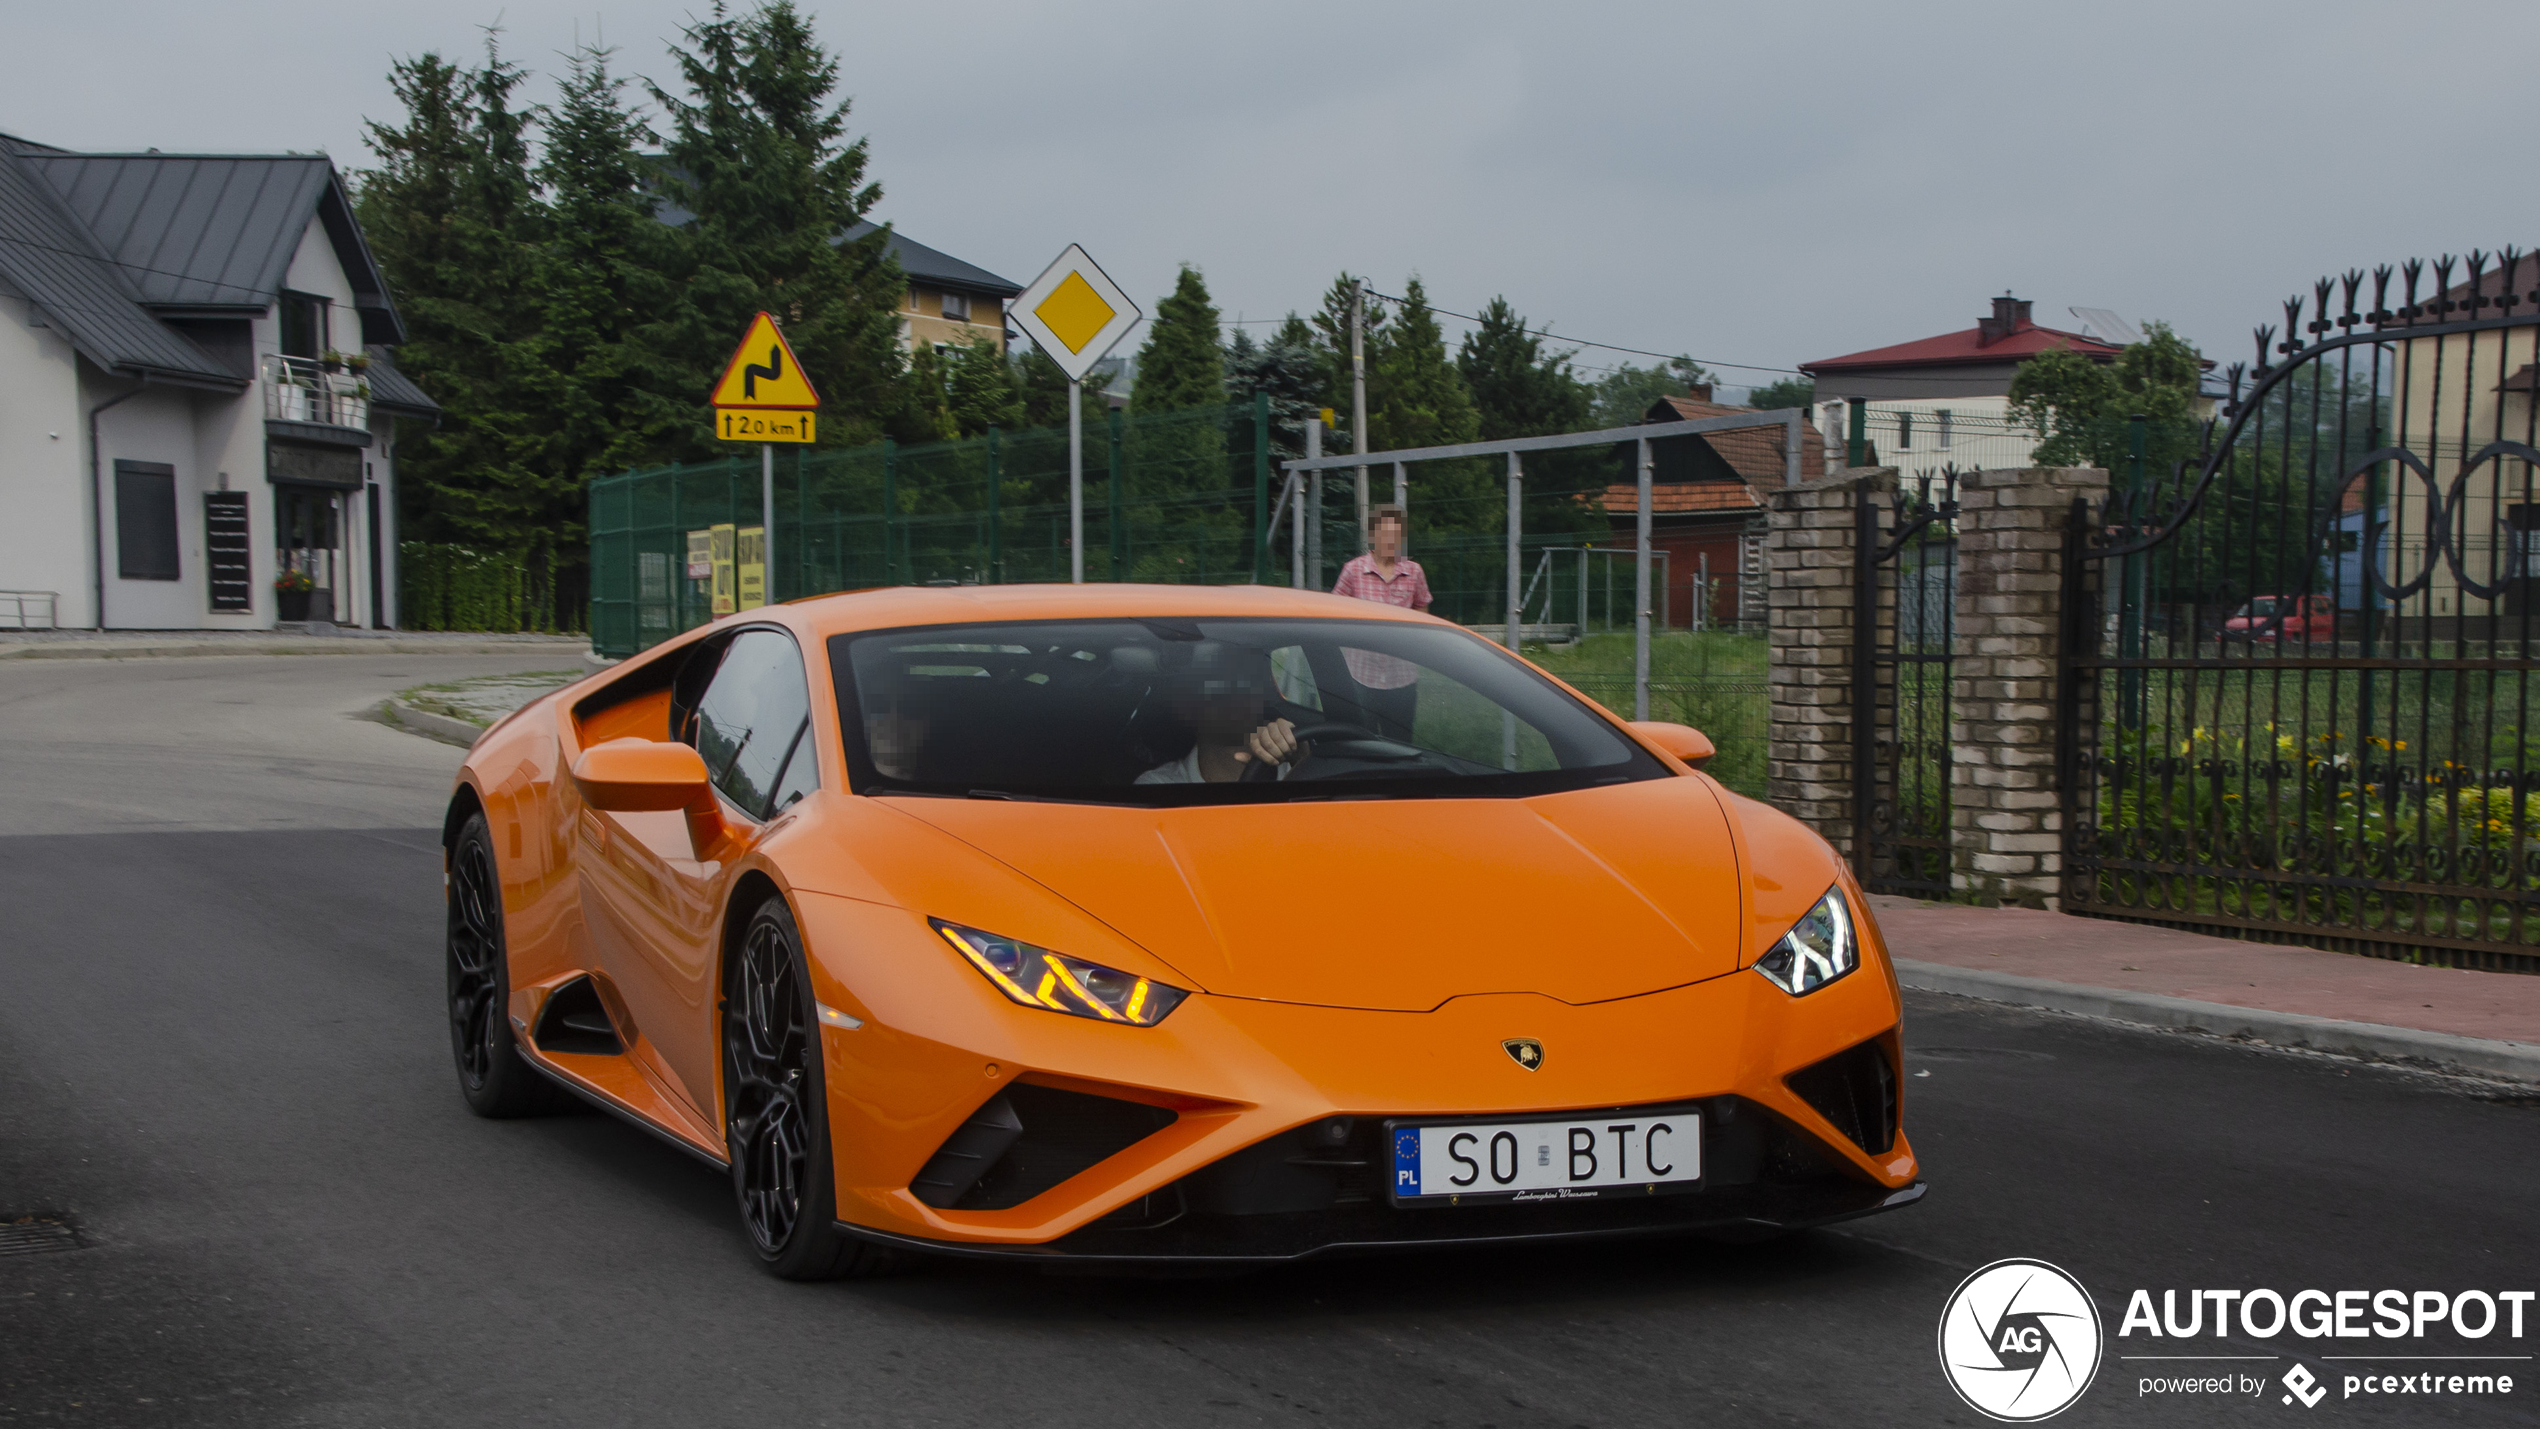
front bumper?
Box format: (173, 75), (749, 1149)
(798, 893), (1920, 1256)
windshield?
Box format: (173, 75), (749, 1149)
(2241, 598), (2283, 618)
(830, 618), (1666, 804)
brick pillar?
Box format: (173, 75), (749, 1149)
(1948, 465), (2108, 908)
(1766, 468), (1895, 863)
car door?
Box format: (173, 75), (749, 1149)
(579, 627), (821, 1122)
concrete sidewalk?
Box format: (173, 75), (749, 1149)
(0, 629), (589, 660)
(1869, 894), (2540, 1082)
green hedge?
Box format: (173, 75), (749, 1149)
(400, 543), (529, 632)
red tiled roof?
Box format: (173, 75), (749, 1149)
(1644, 394), (1826, 484)
(1801, 322), (2122, 374)
(1603, 480), (1763, 516)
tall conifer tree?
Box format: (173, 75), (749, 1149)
(1129, 265), (1224, 413)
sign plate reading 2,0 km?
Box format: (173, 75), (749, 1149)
(712, 311), (819, 443)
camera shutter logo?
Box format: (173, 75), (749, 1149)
(1937, 1259), (2103, 1421)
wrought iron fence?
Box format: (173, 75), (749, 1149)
(1856, 471), (1960, 895)
(2061, 249), (2540, 973)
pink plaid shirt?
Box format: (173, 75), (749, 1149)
(1332, 555), (1431, 689)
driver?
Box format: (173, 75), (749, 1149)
(1136, 642), (1300, 784)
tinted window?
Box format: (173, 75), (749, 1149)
(115, 462), (180, 581)
(687, 629), (816, 819)
(832, 618), (1663, 806)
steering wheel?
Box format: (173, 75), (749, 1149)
(1239, 721), (1371, 783)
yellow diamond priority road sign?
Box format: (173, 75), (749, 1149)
(1011, 245), (1140, 382)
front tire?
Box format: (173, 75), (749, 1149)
(446, 812), (567, 1117)
(723, 896), (894, 1280)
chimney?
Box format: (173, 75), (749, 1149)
(1976, 292), (2033, 347)
(1686, 381), (1713, 403)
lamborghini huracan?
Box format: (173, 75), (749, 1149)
(441, 584), (1922, 1277)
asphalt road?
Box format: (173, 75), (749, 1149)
(2, 655), (2533, 1427)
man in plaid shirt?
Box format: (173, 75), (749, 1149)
(1331, 505), (1430, 741)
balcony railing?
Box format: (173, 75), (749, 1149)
(262, 354), (370, 432)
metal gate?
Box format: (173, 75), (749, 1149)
(2060, 251), (2540, 972)
(1855, 472), (1959, 894)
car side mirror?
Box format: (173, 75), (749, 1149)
(571, 738), (742, 862)
(1629, 720), (1716, 770)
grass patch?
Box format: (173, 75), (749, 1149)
(1522, 632), (1769, 796)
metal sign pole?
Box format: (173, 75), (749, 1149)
(1635, 435), (1652, 720)
(1352, 280), (1369, 551)
(761, 443), (775, 595)
(1068, 379), (1084, 584)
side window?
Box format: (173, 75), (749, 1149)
(686, 629), (818, 819)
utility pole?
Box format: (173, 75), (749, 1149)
(1351, 278), (1369, 551)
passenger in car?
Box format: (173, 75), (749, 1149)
(1135, 643), (1300, 783)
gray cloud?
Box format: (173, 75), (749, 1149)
(9, 0), (2534, 382)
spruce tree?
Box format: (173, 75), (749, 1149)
(944, 334), (1023, 436)
(1129, 265), (1224, 413)
(1224, 317), (1325, 463)
(1309, 273), (1386, 454)
(651, 1), (907, 447)
(1367, 278), (1493, 539)
(356, 38), (554, 623)
(1457, 297), (1589, 442)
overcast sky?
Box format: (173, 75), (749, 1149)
(9, 0), (2534, 392)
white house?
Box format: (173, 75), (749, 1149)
(0, 131), (436, 630)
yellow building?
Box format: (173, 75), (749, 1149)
(842, 222), (1023, 355)
(2377, 262), (2540, 621)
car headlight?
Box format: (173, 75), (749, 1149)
(1755, 886), (1857, 995)
(931, 919), (1191, 1026)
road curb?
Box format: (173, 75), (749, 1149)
(1896, 959), (2540, 1085)
(0, 639), (586, 662)
(385, 699), (485, 748)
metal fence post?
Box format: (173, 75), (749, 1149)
(1393, 461), (1408, 555)
(1305, 419), (1323, 590)
(1785, 409), (1804, 487)
(986, 424), (1002, 584)
(1846, 398), (1868, 470)
(881, 438), (896, 585)
(1635, 435), (1652, 719)
(1252, 390), (1271, 583)
(793, 447), (807, 600)
(1504, 452), (1523, 651)
(1108, 405), (1125, 580)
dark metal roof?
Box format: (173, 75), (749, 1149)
(20, 151), (404, 341)
(0, 139), (237, 387)
(24, 152), (330, 308)
(362, 345), (440, 417)
(843, 221), (1022, 299)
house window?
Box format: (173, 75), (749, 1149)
(114, 461), (181, 581)
(941, 291), (971, 322)
(1895, 412), (1913, 450)
(1937, 410), (1953, 450)
(279, 292), (328, 359)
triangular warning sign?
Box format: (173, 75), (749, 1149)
(710, 312), (820, 409)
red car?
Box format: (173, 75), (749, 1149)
(2220, 594), (2336, 644)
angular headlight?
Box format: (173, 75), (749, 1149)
(931, 919), (1190, 1027)
(1755, 887), (1857, 995)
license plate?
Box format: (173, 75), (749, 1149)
(1386, 1108), (1702, 1206)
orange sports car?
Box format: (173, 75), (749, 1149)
(441, 584), (1921, 1277)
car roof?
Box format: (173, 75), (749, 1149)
(781, 583), (1447, 638)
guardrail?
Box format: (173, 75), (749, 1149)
(0, 590), (59, 629)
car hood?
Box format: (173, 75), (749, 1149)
(880, 777), (1747, 1012)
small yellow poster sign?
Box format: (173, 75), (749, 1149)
(736, 526), (766, 610)
(716, 408), (816, 443)
(708, 524), (737, 615)
(709, 311), (821, 409)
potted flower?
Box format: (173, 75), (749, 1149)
(345, 351), (371, 373)
(275, 568), (316, 622)
(320, 349), (346, 374)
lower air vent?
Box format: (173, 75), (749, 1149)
(915, 1083), (1175, 1211)
(1785, 1038), (1898, 1155)
(533, 976), (623, 1057)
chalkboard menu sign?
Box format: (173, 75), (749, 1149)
(205, 491), (251, 612)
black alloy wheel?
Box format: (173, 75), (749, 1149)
(446, 812), (566, 1117)
(722, 897), (894, 1280)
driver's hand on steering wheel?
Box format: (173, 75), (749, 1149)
(1237, 717), (1298, 770)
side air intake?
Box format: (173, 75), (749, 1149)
(532, 977), (623, 1057)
